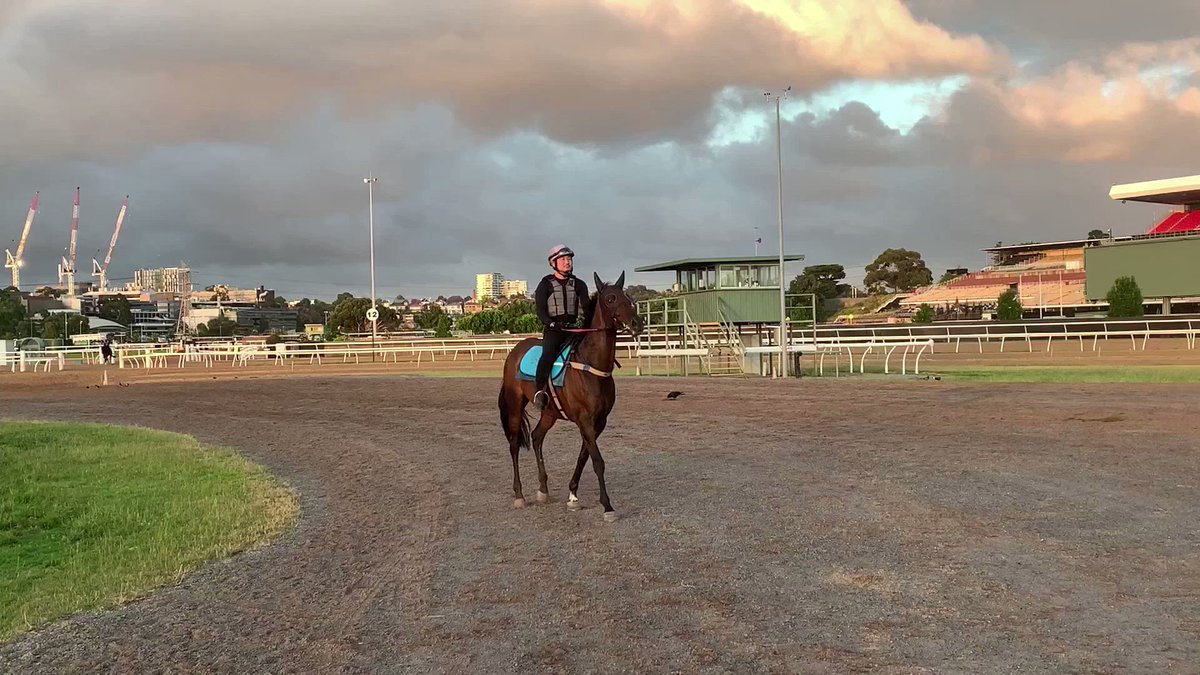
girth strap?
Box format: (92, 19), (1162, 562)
(568, 362), (611, 378)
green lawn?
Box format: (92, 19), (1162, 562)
(0, 421), (298, 641)
(931, 365), (1200, 384)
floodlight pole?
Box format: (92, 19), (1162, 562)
(766, 87), (791, 378)
(364, 174), (378, 361)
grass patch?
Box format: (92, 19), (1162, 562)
(0, 421), (298, 642)
(932, 365), (1200, 384)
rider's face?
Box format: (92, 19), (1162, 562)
(553, 256), (573, 274)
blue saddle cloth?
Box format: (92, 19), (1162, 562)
(517, 344), (571, 387)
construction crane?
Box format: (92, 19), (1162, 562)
(4, 191), (39, 290)
(92, 195), (128, 292)
(58, 187), (80, 296)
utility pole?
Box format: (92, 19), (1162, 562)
(765, 87), (791, 378)
(364, 174), (379, 361)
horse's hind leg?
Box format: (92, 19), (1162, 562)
(502, 390), (527, 509)
(531, 412), (556, 503)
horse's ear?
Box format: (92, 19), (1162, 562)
(594, 272), (604, 289)
(615, 271), (625, 289)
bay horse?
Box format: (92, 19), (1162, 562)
(497, 272), (644, 522)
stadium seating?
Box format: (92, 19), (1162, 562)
(1148, 211), (1200, 235)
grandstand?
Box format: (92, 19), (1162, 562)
(900, 173), (1200, 318)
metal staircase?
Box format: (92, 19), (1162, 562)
(635, 297), (746, 376)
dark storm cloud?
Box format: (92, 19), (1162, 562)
(1, 1), (1197, 298)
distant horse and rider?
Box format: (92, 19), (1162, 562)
(498, 245), (644, 522)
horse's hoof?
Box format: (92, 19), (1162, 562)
(567, 500), (583, 511)
(513, 498), (526, 509)
(536, 491), (549, 503)
(603, 511), (619, 523)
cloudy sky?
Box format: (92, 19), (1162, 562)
(3, 0), (1198, 299)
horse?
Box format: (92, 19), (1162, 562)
(497, 271), (644, 522)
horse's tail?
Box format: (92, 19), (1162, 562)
(498, 387), (532, 450)
(519, 409), (533, 451)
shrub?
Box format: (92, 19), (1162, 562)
(997, 288), (1022, 321)
(1106, 276), (1144, 318)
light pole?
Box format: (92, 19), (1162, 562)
(765, 86), (791, 378)
(364, 174), (379, 360)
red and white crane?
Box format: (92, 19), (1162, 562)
(4, 191), (39, 290)
(92, 195), (128, 292)
(58, 187), (81, 296)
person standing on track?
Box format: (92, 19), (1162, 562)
(532, 245), (591, 415)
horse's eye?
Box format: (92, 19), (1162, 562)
(606, 295), (614, 303)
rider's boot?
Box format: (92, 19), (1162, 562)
(532, 389), (549, 415)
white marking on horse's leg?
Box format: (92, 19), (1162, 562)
(567, 492), (582, 510)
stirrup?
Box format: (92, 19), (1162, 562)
(533, 390), (548, 409)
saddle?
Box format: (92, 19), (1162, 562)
(516, 342), (613, 420)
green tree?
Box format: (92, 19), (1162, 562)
(787, 264), (848, 322)
(1087, 229), (1108, 240)
(327, 298), (399, 335)
(508, 313), (543, 334)
(434, 314), (452, 338)
(412, 304), (447, 330)
(0, 287), (27, 339)
(197, 311), (239, 337)
(864, 249), (933, 294)
(97, 295), (133, 327)
(1105, 276), (1144, 318)
(496, 297), (535, 322)
(938, 270), (965, 284)
(292, 298), (332, 328)
(41, 314), (90, 341)
(458, 309), (509, 334)
(624, 285), (659, 302)
(997, 288), (1023, 321)
(913, 304), (935, 324)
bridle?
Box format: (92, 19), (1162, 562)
(561, 289), (634, 335)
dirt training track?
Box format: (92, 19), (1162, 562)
(2, 375), (1199, 672)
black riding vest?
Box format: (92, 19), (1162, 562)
(547, 277), (579, 318)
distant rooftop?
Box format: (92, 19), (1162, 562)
(980, 238), (1114, 253)
(635, 255), (805, 272)
(1110, 174), (1200, 206)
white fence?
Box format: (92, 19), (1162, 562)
(813, 317), (1200, 353)
(6, 316), (1198, 376)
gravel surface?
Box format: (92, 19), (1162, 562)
(2, 375), (1199, 673)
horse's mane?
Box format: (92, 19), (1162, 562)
(583, 291), (597, 329)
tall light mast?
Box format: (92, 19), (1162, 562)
(59, 187), (80, 295)
(92, 196), (128, 291)
(4, 191), (39, 290)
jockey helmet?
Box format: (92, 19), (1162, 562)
(548, 244), (574, 264)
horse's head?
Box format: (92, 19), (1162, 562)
(593, 271), (644, 336)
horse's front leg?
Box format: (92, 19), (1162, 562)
(567, 441), (589, 510)
(578, 417), (615, 521)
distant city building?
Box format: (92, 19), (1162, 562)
(476, 273), (505, 301)
(132, 267), (191, 295)
(501, 279), (528, 298)
(189, 285), (274, 306)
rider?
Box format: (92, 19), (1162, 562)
(532, 244), (591, 413)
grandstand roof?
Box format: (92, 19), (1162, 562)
(635, 255), (805, 272)
(980, 238), (1113, 253)
(1109, 174), (1200, 205)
